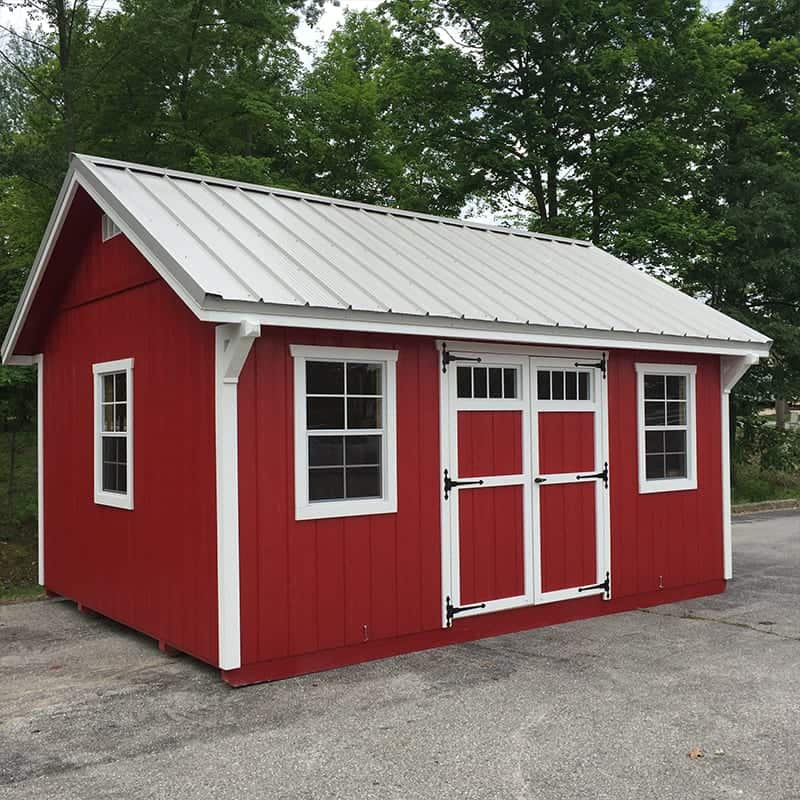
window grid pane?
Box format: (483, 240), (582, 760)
(456, 365), (520, 399)
(537, 369), (592, 402)
(642, 372), (690, 481)
(305, 360), (386, 502)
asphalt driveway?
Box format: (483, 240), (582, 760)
(1, 512), (798, 800)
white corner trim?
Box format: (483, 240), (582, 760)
(635, 363), (698, 494)
(34, 354), (44, 585)
(720, 354), (759, 580)
(93, 358), (134, 510)
(291, 343), (399, 521)
(215, 321), (261, 671)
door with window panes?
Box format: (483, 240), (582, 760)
(531, 359), (609, 604)
(442, 353), (533, 624)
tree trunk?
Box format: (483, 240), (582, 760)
(546, 156), (558, 220)
(54, 0), (77, 157)
(775, 398), (787, 430)
(589, 130), (600, 243)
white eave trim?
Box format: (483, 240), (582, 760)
(197, 302), (772, 359)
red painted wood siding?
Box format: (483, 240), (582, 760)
(38, 206), (219, 665)
(537, 411), (595, 474)
(607, 350), (723, 597)
(459, 485), (525, 603)
(237, 330), (441, 665)
(458, 410), (522, 478)
(539, 482), (596, 592)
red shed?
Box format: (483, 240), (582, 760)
(2, 155), (771, 686)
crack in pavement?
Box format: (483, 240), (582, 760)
(639, 608), (800, 642)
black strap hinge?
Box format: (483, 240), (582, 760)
(574, 353), (607, 379)
(442, 342), (482, 374)
(578, 571), (611, 599)
(444, 469), (484, 499)
(576, 462), (609, 489)
(446, 595), (486, 626)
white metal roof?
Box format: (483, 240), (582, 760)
(2, 154), (771, 362)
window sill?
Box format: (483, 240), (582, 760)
(638, 479), (697, 495)
(94, 491), (134, 510)
(295, 496), (397, 521)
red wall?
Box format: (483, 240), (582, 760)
(236, 329), (441, 665)
(37, 207), (219, 665)
(236, 337), (724, 678)
(608, 350), (723, 597)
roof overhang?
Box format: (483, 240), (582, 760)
(2, 155), (772, 364)
(1, 160), (207, 364)
(195, 298), (772, 358)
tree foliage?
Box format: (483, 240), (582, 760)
(0, 0), (798, 424)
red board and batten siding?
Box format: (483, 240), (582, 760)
(236, 330), (442, 666)
(607, 350), (723, 597)
(30, 203), (220, 665)
(230, 339), (725, 684)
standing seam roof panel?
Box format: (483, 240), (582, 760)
(321, 204), (468, 318)
(416, 219), (610, 329)
(367, 212), (529, 323)
(241, 194), (396, 312)
(68, 155), (770, 349)
(295, 199), (436, 315)
(86, 166), (255, 301)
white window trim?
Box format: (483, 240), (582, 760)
(636, 362), (697, 494)
(93, 358), (134, 510)
(290, 344), (398, 521)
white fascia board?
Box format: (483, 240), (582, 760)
(197, 301), (772, 359)
(1, 157), (208, 365)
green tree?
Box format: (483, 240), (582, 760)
(685, 0), (800, 415)
(388, 0), (729, 273)
(298, 9), (482, 214)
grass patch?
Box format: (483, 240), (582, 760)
(732, 461), (800, 505)
(0, 430), (41, 601)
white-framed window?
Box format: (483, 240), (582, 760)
(93, 358), (134, 509)
(290, 345), (398, 521)
(636, 363), (697, 494)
